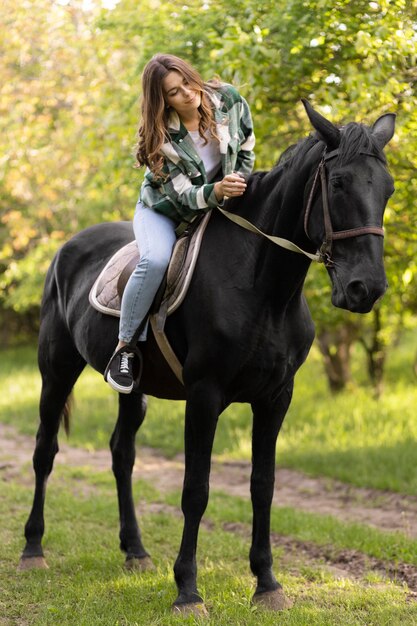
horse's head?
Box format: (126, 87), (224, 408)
(302, 100), (395, 313)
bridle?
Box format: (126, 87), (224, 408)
(217, 147), (386, 265)
(304, 148), (386, 266)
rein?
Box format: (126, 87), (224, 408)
(303, 148), (385, 265)
(218, 148), (385, 265)
(217, 207), (321, 262)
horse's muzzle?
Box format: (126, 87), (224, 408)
(331, 276), (388, 313)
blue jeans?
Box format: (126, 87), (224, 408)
(118, 201), (177, 343)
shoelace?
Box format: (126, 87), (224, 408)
(119, 352), (134, 374)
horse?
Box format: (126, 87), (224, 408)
(19, 100), (395, 614)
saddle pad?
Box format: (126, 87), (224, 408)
(89, 212), (211, 318)
(89, 241), (138, 316)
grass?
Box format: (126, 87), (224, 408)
(2, 330), (417, 624)
(1, 331), (417, 493)
(2, 464), (417, 625)
(205, 491), (417, 566)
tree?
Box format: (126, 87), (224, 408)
(1, 0), (416, 363)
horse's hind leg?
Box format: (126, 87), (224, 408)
(249, 382), (294, 610)
(19, 327), (86, 569)
(110, 391), (153, 570)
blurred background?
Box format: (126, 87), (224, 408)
(1, 0), (416, 403)
(2, 6), (417, 620)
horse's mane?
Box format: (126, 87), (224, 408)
(276, 122), (386, 171)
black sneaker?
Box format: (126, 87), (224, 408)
(105, 350), (135, 394)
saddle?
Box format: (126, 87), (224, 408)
(89, 212), (211, 383)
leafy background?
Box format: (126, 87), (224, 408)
(1, 0), (416, 388)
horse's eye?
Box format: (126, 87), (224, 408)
(330, 177), (343, 189)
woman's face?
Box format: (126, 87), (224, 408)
(162, 70), (201, 118)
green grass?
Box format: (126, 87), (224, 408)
(2, 335), (417, 623)
(204, 491), (417, 566)
(2, 465), (417, 625)
(1, 332), (417, 493)
(278, 379), (417, 494)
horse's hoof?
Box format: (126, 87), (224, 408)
(252, 588), (293, 610)
(17, 556), (49, 571)
(124, 556), (155, 572)
(172, 602), (208, 617)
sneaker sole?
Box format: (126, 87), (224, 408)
(106, 372), (134, 394)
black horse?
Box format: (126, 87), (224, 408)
(20, 101), (395, 613)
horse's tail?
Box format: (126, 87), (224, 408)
(61, 391), (73, 437)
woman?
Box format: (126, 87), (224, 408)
(105, 53), (255, 393)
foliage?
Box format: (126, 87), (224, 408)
(0, 0), (141, 313)
(1, 0), (416, 355)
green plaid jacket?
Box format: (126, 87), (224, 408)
(140, 83), (255, 225)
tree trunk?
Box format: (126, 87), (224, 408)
(317, 324), (358, 393)
(359, 307), (386, 398)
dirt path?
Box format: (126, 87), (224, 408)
(223, 521), (417, 596)
(4, 422), (417, 595)
(2, 422), (417, 538)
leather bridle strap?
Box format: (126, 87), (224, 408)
(332, 227), (385, 240)
(217, 149), (385, 266)
(304, 150), (385, 262)
(320, 160), (333, 255)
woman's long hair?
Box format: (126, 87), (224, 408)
(135, 54), (220, 179)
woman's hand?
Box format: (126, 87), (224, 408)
(214, 172), (247, 202)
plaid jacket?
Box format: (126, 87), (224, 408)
(140, 83), (255, 225)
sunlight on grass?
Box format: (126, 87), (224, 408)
(2, 468), (417, 626)
(1, 331), (417, 492)
(0, 346), (40, 436)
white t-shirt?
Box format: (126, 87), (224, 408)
(189, 129), (221, 182)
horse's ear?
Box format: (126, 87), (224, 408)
(371, 113), (396, 148)
(301, 98), (340, 150)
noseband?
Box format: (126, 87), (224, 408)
(217, 148), (387, 265)
(304, 148), (385, 266)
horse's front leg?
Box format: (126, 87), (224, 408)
(110, 392), (154, 570)
(250, 381), (294, 610)
(173, 380), (222, 614)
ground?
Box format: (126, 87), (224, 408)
(2, 421), (417, 598)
